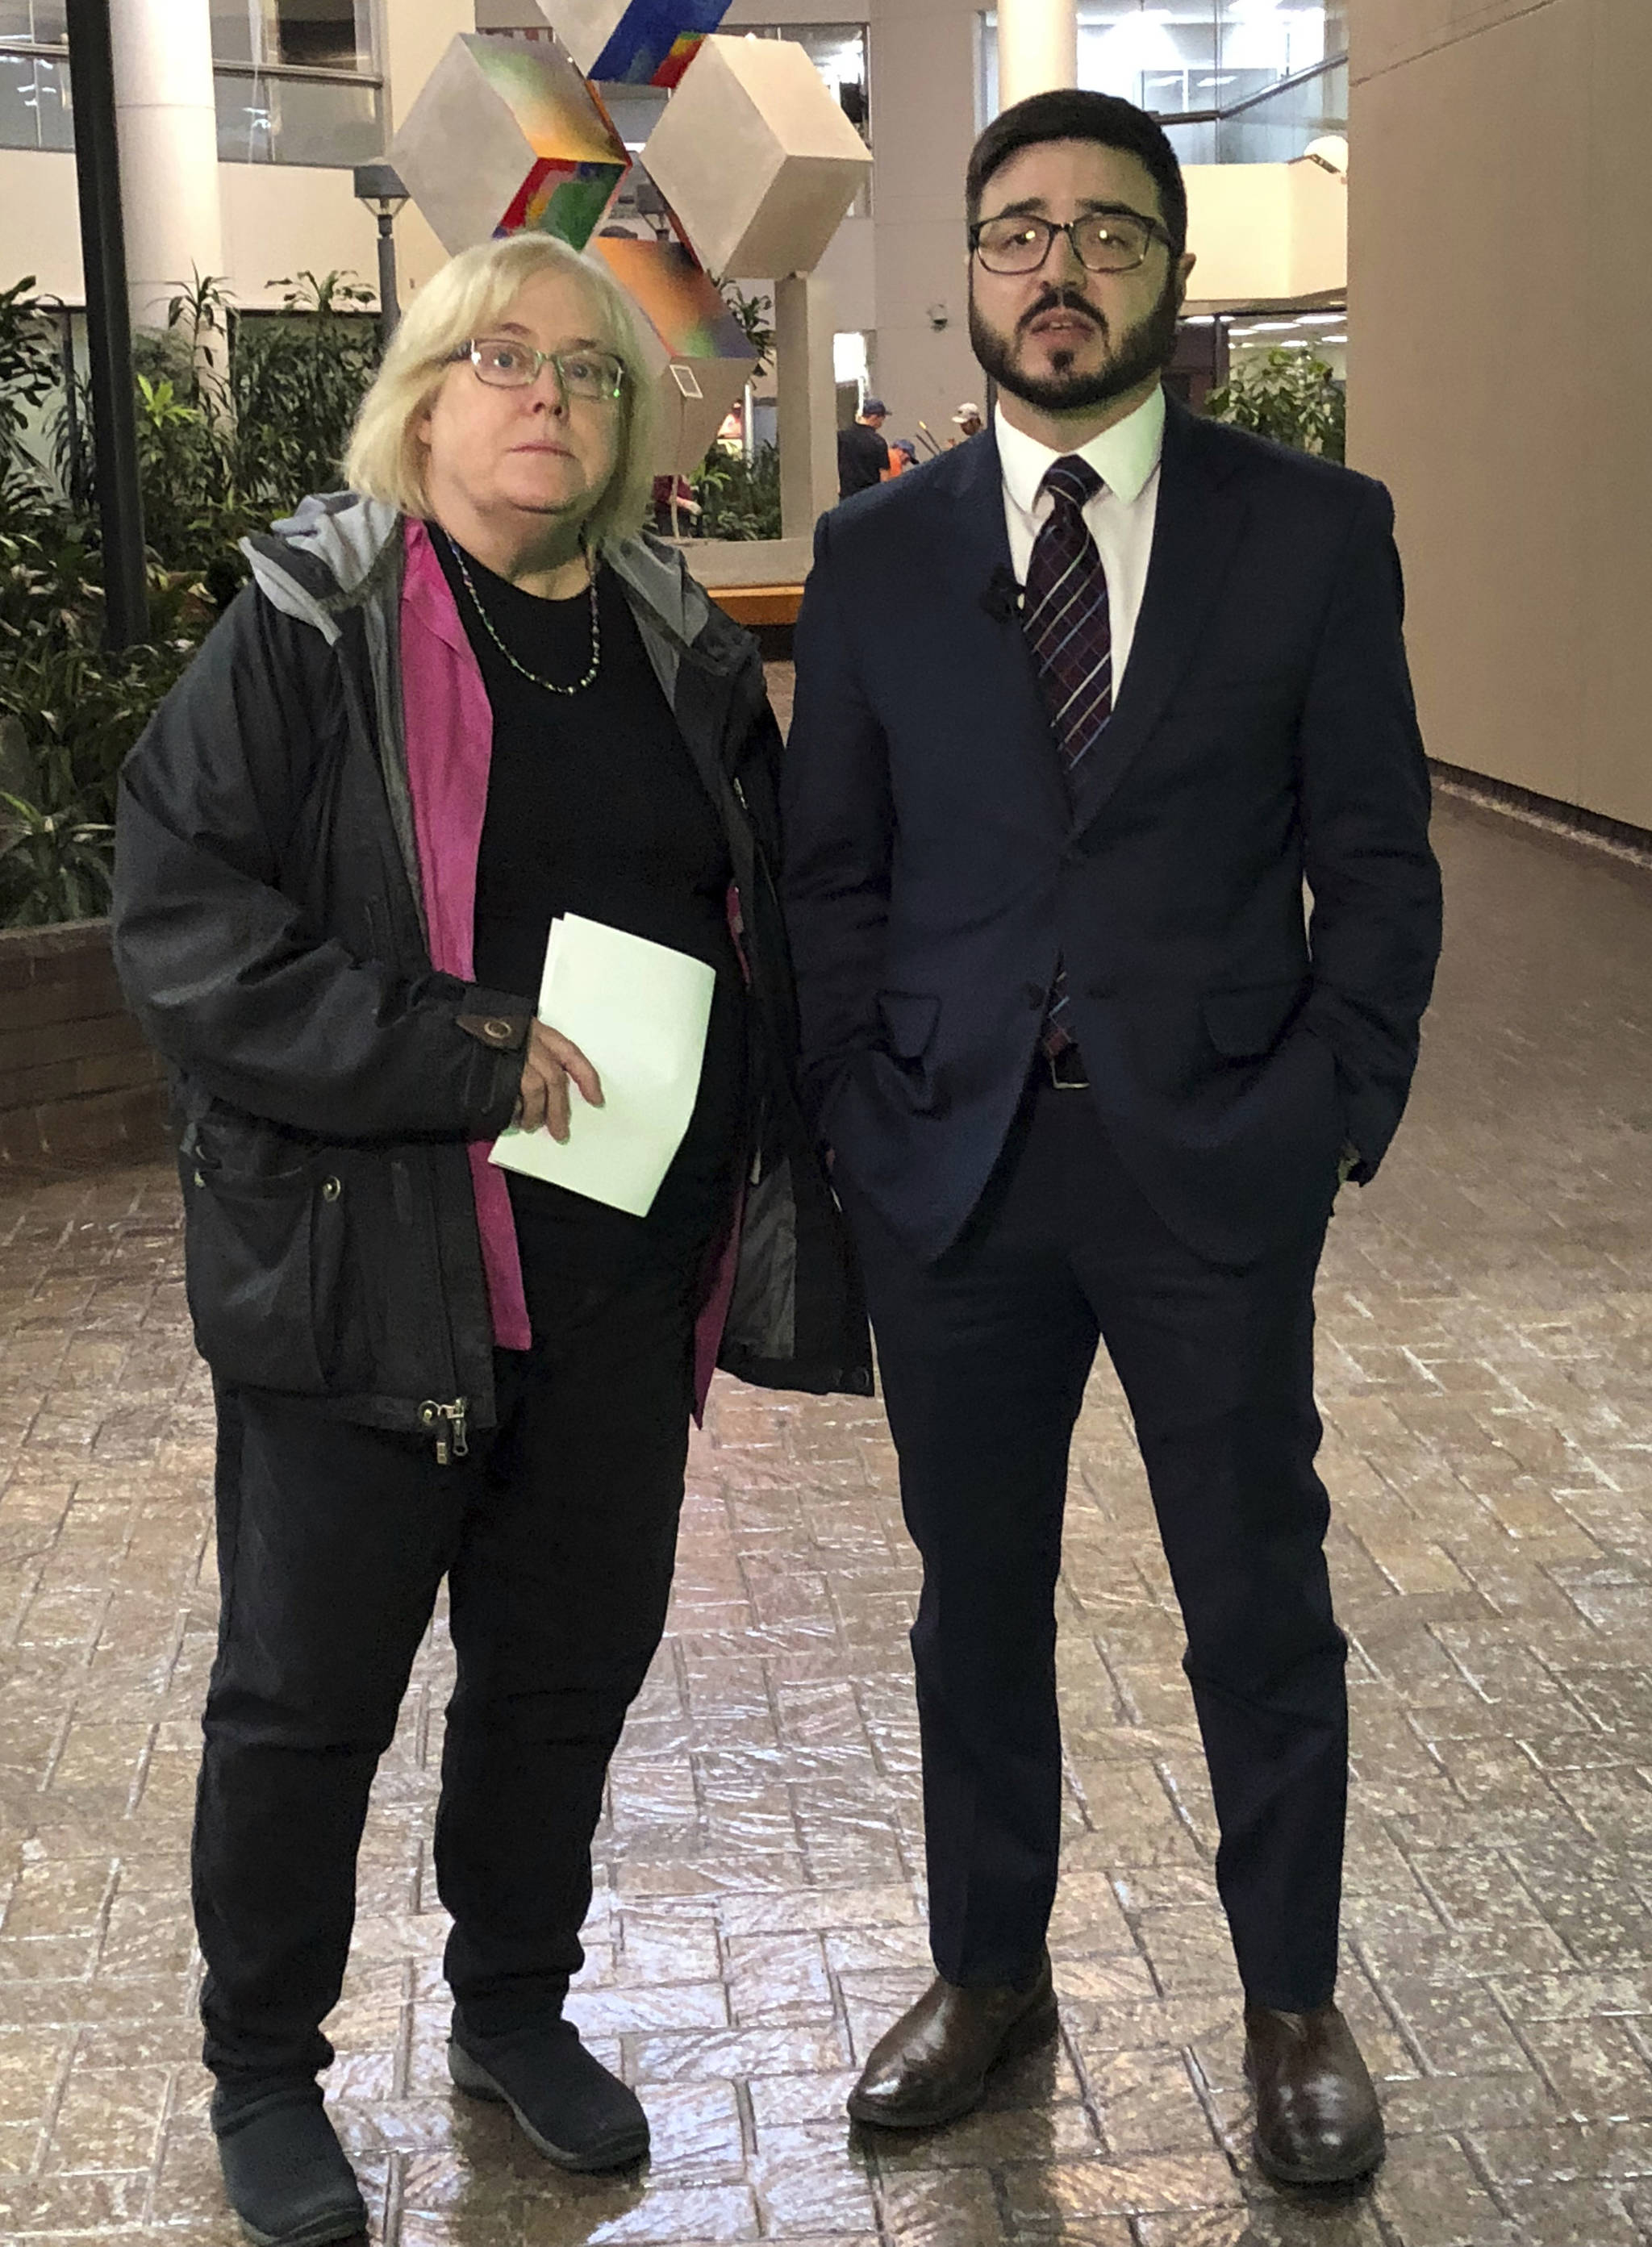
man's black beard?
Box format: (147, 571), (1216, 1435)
(969, 270), (1182, 415)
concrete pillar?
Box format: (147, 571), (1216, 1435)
(996, 0), (1077, 110)
(109, 0), (223, 335)
(775, 271), (837, 539)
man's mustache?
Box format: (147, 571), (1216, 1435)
(1017, 287), (1108, 339)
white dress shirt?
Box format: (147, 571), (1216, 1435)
(995, 385), (1166, 695)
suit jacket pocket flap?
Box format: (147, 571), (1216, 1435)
(1203, 978), (1308, 1059)
(877, 989), (941, 1061)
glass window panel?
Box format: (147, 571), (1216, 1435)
(0, 48), (41, 147)
(210, 1), (261, 66)
(32, 0), (64, 40)
(0, 5), (38, 40)
(215, 65), (273, 160)
(34, 44), (69, 146)
(1216, 56), (1345, 160)
(275, 0), (367, 73)
(269, 69), (381, 163)
(1162, 116), (1216, 164)
(213, 0), (376, 72)
(981, 5), (1340, 133)
(1217, 1), (1326, 85)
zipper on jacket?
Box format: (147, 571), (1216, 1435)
(419, 1397), (469, 1465)
(728, 773), (764, 1189)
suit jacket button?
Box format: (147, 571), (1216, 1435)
(1023, 982), (1045, 1008)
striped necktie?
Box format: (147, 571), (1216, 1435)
(1022, 453), (1110, 1056)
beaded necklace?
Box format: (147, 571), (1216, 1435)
(441, 527), (600, 696)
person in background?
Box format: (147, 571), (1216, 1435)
(951, 400), (986, 442)
(837, 395), (893, 498)
(113, 229), (867, 2247)
(890, 438), (919, 474)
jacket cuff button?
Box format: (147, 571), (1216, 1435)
(485, 1018), (514, 1044)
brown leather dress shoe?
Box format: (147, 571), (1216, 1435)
(1245, 2002), (1385, 2186)
(846, 1952), (1058, 2130)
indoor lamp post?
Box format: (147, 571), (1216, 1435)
(353, 162), (409, 348)
(65, 0), (148, 648)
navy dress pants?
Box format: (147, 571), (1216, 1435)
(193, 1256), (697, 2095)
(841, 1078), (1347, 2011)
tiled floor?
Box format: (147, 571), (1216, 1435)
(3, 780), (1652, 2246)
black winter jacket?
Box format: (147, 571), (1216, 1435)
(112, 495), (871, 1449)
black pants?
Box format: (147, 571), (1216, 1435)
(842, 1079), (1346, 2011)
(194, 1255), (698, 2091)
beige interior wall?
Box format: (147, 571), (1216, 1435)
(1183, 160), (1346, 308)
(1349, 0), (1652, 828)
(1, 151), (83, 301)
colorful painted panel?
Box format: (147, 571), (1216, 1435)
(590, 0), (732, 87)
(464, 33), (628, 167)
(592, 234), (757, 475)
(593, 236), (750, 361)
(500, 156), (630, 245)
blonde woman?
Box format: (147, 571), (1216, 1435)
(113, 233), (868, 2245)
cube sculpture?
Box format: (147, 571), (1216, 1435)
(538, 0), (735, 88)
(640, 35), (872, 279)
(389, 34), (628, 254)
(592, 236), (757, 474)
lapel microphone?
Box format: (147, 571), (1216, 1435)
(981, 565), (1022, 624)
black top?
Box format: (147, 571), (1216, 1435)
(837, 421), (890, 499)
(435, 532), (747, 1289)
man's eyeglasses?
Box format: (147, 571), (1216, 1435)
(455, 337), (627, 401)
(969, 210), (1171, 277)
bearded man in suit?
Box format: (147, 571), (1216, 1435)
(780, 89), (1441, 2186)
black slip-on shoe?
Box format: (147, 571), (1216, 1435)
(212, 2085), (366, 2247)
(448, 2019), (649, 2173)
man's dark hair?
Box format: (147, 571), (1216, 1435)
(966, 89), (1187, 262)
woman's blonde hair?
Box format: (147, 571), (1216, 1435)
(344, 232), (658, 551)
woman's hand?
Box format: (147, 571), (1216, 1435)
(515, 1021), (603, 1141)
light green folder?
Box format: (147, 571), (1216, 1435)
(488, 914), (715, 1217)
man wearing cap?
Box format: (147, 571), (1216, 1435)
(951, 402), (986, 441)
(837, 398), (892, 500)
(782, 88), (1441, 2184)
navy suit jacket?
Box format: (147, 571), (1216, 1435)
(780, 394), (1444, 1269)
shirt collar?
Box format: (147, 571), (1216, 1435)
(995, 382), (1166, 515)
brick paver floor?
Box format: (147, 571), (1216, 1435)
(3, 774), (1652, 2246)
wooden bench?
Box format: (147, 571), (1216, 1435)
(707, 584), (805, 627)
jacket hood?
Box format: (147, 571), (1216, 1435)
(241, 490), (722, 658)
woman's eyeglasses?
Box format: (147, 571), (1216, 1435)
(456, 337), (627, 401)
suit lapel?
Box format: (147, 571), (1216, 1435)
(1070, 395), (1251, 833)
(936, 431), (1069, 833)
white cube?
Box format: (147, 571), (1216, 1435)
(640, 35), (871, 279)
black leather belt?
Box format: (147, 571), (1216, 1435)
(1042, 1045), (1090, 1090)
